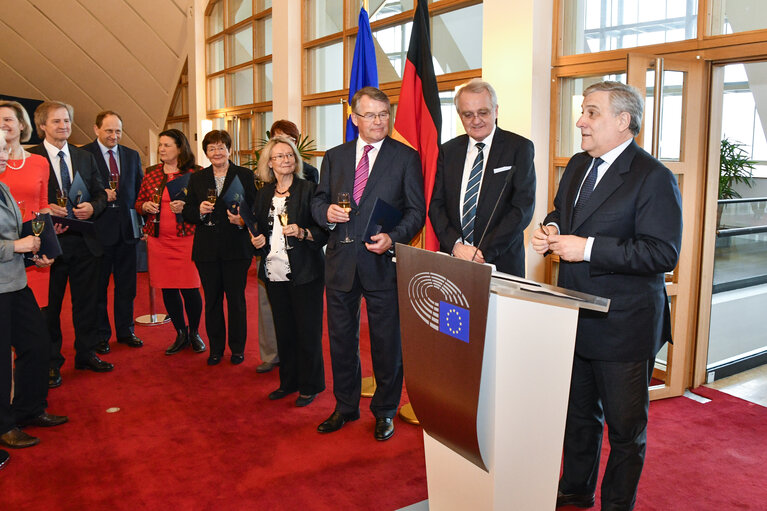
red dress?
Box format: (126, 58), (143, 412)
(136, 165), (200, 289)
(0, 153), (51, 306)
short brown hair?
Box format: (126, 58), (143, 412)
(270, 120), (300, 142)
(95, 110), (123, 128)
(351, 86), (390, 113)
(202, 129), (232, 153)
(158, 129), (196, 171)
(34, 101), (74, 139)
(0, 100), (34, 143)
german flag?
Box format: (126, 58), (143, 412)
(393, 0), (442, 251)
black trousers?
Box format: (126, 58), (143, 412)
(97, 239), (138, 341)
(195, 258), (251, 357)
(47, 235), (101, 368)
(559, 353), (654, 511)
(325, 273), (403, 419)
(0, 287), (49, 434)
(264, 278), (325, 395)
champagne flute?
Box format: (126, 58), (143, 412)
(337, 192), (353, 243)
(151, 187), (162, 224)
(278, 206), (292, 250)
(108, 179), (119, 208)
(31, 212), (45, 237)
(56, 189), (68, 208)
(205, 188), (217, 226)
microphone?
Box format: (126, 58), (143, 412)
(471, 166), (515, 263)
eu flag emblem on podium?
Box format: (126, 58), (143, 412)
(439, 301), (470, 343)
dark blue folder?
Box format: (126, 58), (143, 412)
(165, 172), (191, 200)
(69, 171), (91, 206)
(21, 213), (63, 265)
(237, 199), (259, 237)
(221, 175), (246, 212)
(363, 198), (402, 243)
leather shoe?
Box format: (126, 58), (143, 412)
(0, 428), (40, 449)
(95, 341), (111, 354)
(19, 412), (68, 428)
(268, 388), (295, 400)
(256, 361), (277, 373)
(207, 354), (222, 366)
(295, 394), (316, 407)
(317, 410), (360, 433)
(556, 490), (595, 508)
(166, 328), (189, 355)
(231, 353), (245, 365)
(74, 353), (114, 372)
(48, 368), (62, 388)
(0, 449), (8, 470)
(117, 334), (144, 348)
(374, 417), (395, 441)
(189, 330), (206, 353)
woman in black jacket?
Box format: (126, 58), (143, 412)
(182, 130), (257, 366)
(248, 136), (327, 406)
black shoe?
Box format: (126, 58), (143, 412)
(374, 417), (395, 441)
(0, 428), (39, 449)
(317, 410), (360, 433)
(556, 491), (596, 508)
(95, 341), (111, 354)
(117, 334), (144, 348)
(268, 388), (296, 400)
(295, 394), (316, 407)
(189, 330), (206, 353)
(18, 412), (68, 428)
(0, 449), (8, 470)
(165, 328), (190, 355)
(74, 353), (114, 372)
(231, 353), (244, 365)
(207, 354), (222, 366)
(48, 368), (62, 389)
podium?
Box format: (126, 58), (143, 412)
(395, 245), (609, 510)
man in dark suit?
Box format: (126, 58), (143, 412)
(532, 81), (683, 510)
(429, 79), (535, 277)
(81, 111), (144, 354)
(311, 87), (425, 441)
(29, 101), (112, 388)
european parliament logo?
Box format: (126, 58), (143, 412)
(407, 272), (470, 343)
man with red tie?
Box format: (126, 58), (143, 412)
(311, 87), (425, 441)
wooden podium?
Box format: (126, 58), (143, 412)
(395, 245), (609, 510)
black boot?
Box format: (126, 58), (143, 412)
(189, 330), (207, 353)
(165, 327), (190, 355)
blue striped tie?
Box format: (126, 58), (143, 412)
(461, 142), (485, 245)
(573, 157), (603, 222)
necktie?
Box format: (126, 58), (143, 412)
(59, 151), (74, 217)
(108, 149), (120, 188)
(461, 142), (485, 245)
(573, 156), (603, 222)
(353, 144), (373, 204)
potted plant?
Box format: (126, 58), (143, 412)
(717, 137), (756, 230)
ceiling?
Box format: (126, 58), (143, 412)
(0, 0), (192, 162)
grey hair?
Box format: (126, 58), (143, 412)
(583, 81), (644, 136)
(454, 78), (498, 111)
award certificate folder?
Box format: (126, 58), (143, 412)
(69, 172), (91, 205)
(21, 213), (63, 263)
(237, 198), (258, 237)
(51, 215), (95, 234)
(363, 198), (402, 243)
(165, 173), (191, 200)
(221, 175), (245, 210)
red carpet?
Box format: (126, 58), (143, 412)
(3, 269), (767, 510)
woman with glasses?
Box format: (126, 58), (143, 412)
(247, 136), (327, 406)
(182, 130), (257, 366)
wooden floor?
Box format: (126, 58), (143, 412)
(706, 363), (767, 407)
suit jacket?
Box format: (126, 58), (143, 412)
(429, 127), (536, 277)
(81, 141), (143, 246)
(28, 143), (107, 257)
(0, 183), (26, 293)
(182, 162), (258, 262)
(253, 179), (327, 286)
(545, 140), (683, 362)
(311, 136), (425, 292)
(302, 161), (319, 184)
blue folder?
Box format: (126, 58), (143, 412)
(363, 198), (402, 243)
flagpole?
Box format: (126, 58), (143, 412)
(362, 0), (368, 11)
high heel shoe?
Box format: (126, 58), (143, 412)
(165, 327), (190, 355)
(189, 330), (207, 353)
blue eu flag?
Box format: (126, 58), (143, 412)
(439, 301), (470, 343)
(346, 7), (378, 142)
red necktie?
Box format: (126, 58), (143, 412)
(108, 149), (119, 189)
(353, 145), (373, 204)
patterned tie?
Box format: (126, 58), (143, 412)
(353, 144), (373, 204)
(461, 142), (485, 245)
(59, 151), (74, 217)
(573, 156), (604, 222)
(108, 149), (120, 189)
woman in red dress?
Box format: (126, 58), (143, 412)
(135, 129), (205, 355)
(0, 100), (51, 307)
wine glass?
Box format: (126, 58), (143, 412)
(31, 211), (45, 237)
(278, 206), (293, 251)
(151, 187), (162, 224)
(56, 189), (68, 208)
(205, 188), (217, 226)
(16, 200), (26, 219)
(108, 179), (119, 208)
(337, 192), (353, 243)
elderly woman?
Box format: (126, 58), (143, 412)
(0, 100), (52, 307)
(182, 130), (256, 366)
(136, 129), (205, 355)
(0, 130), (67, 462)
(249, 136), (326, 406)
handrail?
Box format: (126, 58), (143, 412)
(718, 197), (767, 204)
(717, 225), (767, 238)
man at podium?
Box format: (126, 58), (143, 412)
(532, 81), (682, 510)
